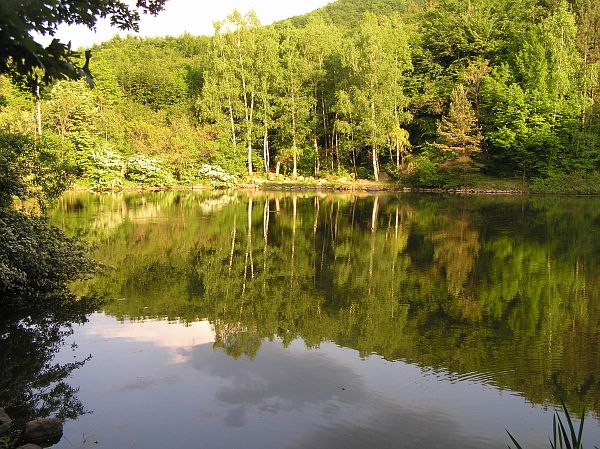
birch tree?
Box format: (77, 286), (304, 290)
(278, 24), (313, 178)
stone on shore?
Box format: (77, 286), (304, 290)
(0, 408), (12, 435)
(22, 418), (63, 445)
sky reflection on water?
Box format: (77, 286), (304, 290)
(52, 313), (599, 449)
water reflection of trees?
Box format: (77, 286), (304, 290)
(0, 296), (98, 425)
(55, 192), (600, 416)
(1, 208), (100, 427)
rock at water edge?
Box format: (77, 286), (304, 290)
(22, 418), (63, 445)
(0, 408), (12, 435)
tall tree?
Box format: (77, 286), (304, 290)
(226, 11), (261, 175)
(254, 26), (282, 174)
(278, 24), (313, 178)
(302, 15), (339, 174)
(344, 13), (412, 180)
(197, 20), (242, 159)
(434, 83), (482, 161)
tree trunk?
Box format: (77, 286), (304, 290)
(263, 97), (270, 174)
(372, 143), (379, 182)
(228, 98), (237, 153)
(292, 133), (298, 178)
(335, 133), (340, 172)
(247, 93), (255, 175)
(314, 137), (319, 176)
(291, 87), (298, 178)
(35, 81), (42, 138)
(371, 101), (379, 181)
(263, 126), (270, 174)
(247, 143), (253, 175)
(293, 151), (298, 178)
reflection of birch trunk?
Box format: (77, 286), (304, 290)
(347, 198), (356, 266)
(334, 201), (340, 243)
(386, 212), (392, 241)
(329, 200), (335, 242)
(292, 195), (297, 235)
(291, 195), (297, 277)
(368, 197), (379, 293)
(371, 196), (379, 232)
(313, 197), (319, 235)
(242, 198), (254, 296)
(263, 198), (270, 290)
(350, 197), (356, 232)
(228, 214), (237, 275)
(391, 208), (400, 301)
(263, 198), (270, 243)
(248, 198), (254, 280)
(368, 234), (375, 293)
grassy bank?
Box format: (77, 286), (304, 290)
(68, 170), (600, 196)
(69, 174), (526, 195)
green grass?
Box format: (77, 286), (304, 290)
(530, 171), (600, 195)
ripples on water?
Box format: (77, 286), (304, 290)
(27, 191), (600, 448)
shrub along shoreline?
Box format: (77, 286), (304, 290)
(65, 174), (600, 196)
(62, 159), (600, 196)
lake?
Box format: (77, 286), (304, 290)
(39, 190), (600, 448)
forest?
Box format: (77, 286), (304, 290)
(1, 1), (600, 440)
(1, 0), (599, 192)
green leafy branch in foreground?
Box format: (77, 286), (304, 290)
(507, 402), (595, 449)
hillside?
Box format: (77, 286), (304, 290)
(1, 0), (599, 193)
(288, 0), (425, 27)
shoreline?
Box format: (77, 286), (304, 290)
(66, 180), (530, 196)
(64, 179), (600, 196)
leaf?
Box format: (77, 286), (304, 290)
(506, 430), (525, 449)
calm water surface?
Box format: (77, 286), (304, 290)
(43, 191), (600, 448)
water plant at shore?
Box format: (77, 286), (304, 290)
(507, 403), (589, 449)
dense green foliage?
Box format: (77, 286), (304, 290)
(0, 131), (98, 438)
(1, 0), (598, 189)
(0, 132), (97, 313)
(52, 191), (600, 417)
(0, 0), (166, 86)
(0, 133), (74, 207)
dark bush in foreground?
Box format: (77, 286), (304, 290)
(0, 209), (98, 311)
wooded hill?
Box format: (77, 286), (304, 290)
(1, 0), (599, 191)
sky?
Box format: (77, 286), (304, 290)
(49, 0), (334, 49)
